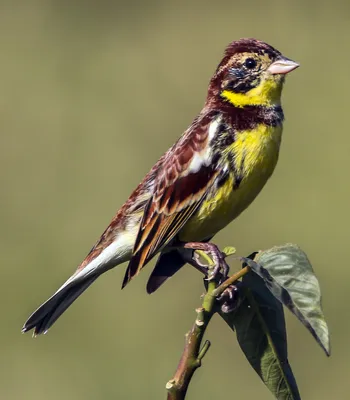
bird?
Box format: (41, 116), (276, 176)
(22, 38), (299, 336)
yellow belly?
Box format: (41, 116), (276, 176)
(179, 123), (282, 241)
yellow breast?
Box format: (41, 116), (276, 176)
(179, 123), (283, 241)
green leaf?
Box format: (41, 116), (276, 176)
(222, 246), (236, 257)
(220, 269), (300, 399)
(247, 244), (330, 356)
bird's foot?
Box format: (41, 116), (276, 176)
(217, 283), (241, 314)
(182, 242), (230, 283)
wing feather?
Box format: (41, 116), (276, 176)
(122, 112), (221, 287)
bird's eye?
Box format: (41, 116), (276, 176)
(244, 58), (257, 69)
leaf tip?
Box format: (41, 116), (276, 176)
(323, 341), (331, 357)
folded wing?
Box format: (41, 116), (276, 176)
(122, 112), (221, 287)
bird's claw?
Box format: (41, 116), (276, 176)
(193, 251), (210, 268)
(182, 241), (230, 282)
(217, 284), (241, 314)
(206, 251), (230, 283)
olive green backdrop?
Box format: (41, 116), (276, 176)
(2, 1), (348, 399)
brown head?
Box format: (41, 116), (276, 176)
(207, 38), (299, 108)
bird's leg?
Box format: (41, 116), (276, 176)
(181, 242), (230, 282)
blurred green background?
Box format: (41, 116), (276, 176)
(2, 0), (349, 399)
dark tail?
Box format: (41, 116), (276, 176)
(146, 250), (186, 294)
(22, 274), (99, 336)
(146, 237), (213, 294)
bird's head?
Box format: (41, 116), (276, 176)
(208, 38), (299, 108)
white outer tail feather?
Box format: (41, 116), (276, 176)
(22, 231), (135, 335)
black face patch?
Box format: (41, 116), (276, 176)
(232, 79), (259, 93)
(228, 68), (246, 79)
(224, 65), (261, 94)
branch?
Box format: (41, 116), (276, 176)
(166, 279), (216, 400)
(212, 266), (250, 297)
(165, 251), (250, 400)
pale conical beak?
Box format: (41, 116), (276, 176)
(267, 57), (300, 75)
